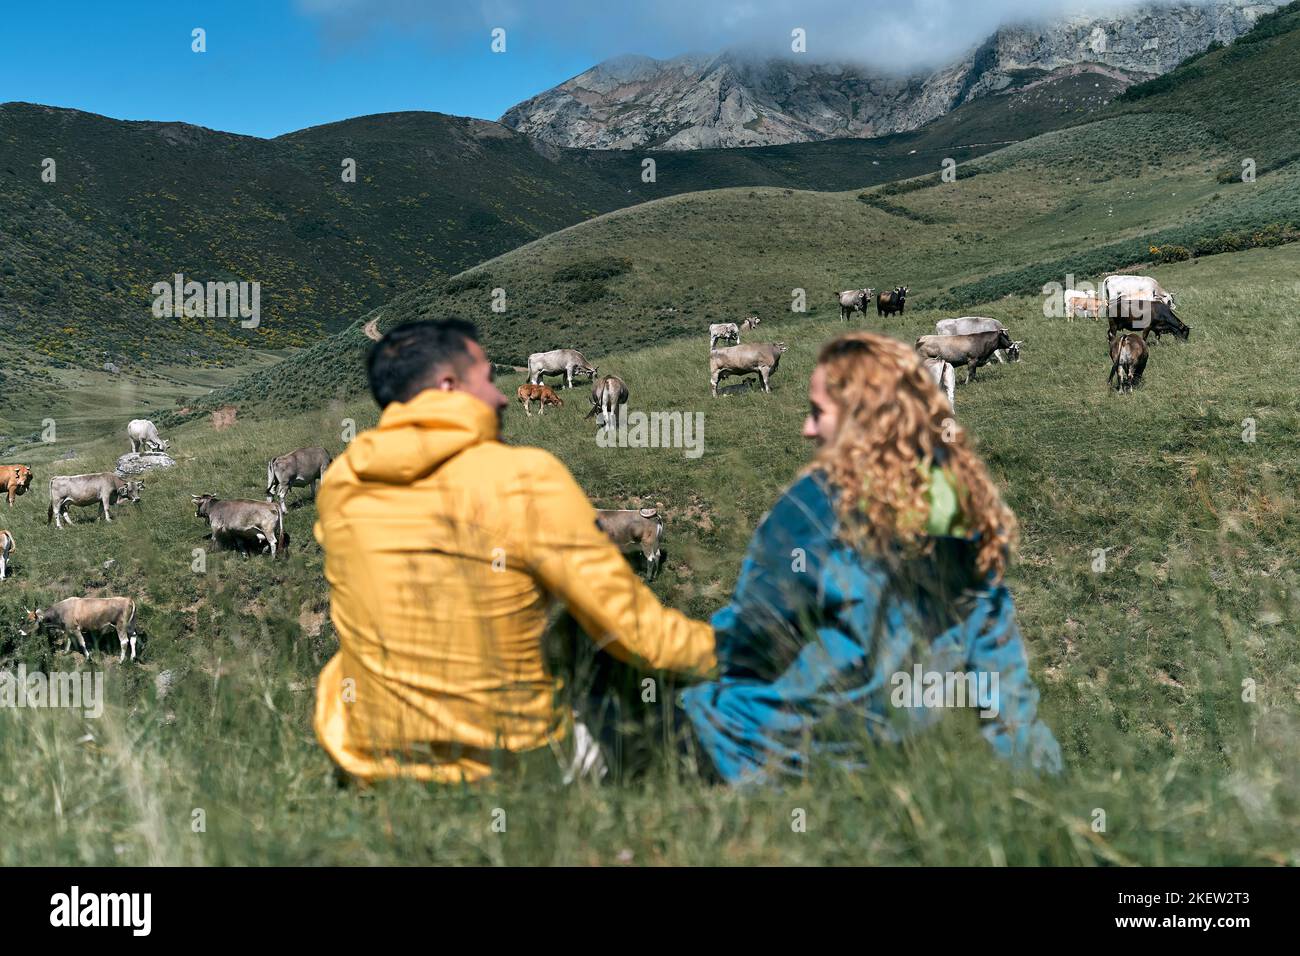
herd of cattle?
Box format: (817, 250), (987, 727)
(0, 270), (1191, 661)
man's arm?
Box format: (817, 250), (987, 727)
(517, 451), (715, 676)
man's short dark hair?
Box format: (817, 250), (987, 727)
(367, 319), (480, 408)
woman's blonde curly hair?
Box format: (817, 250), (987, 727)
(805, 331), (1017, 580)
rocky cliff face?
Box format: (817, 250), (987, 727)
(500, 1), (1278, 149)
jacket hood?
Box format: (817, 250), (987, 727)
(348, 389), (499, 485)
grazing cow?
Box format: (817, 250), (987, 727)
(0, 464), (33, 507)
(0, 529), (13, 580)
(838, 288), (875, 322)
(126, 419), (169, 454)
(1107, 297), (1190, 342)
(596, 507), (664, 581)
(192, 494), (285, 558)
(1102, 275), (1175, 311)
(993, 340), (1024, 364)
(935, 317), (1005, 337)
(47, 473), (142, 528)
(877, 286), (909, 317)
(585, 375), (629, 432)
(528, 349), (597, 389)
(710, 342), (788, 397)
(709, 322), (740, 350)
(915, 330), (1013, 384)
(1063, 289), (1103, 321)
(922, 357), (956, 411)
(266, 447), (332, 507)
(517, 383), (564, 416)
(1109, 333), (1149, 394)
(27, 597), (138, 661)
(740, 316), (761, 332)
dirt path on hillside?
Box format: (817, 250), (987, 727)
(362, 318), (382, 341)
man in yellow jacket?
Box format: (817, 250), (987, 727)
(313, 319), (715, 784)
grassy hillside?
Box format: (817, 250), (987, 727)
(0, 244), (1296, 864)
(0, 78), (1113, 372)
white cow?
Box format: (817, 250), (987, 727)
(922, 357), (956, 411)
(127, 419), (169, 453)
(1102, 275), (1175, 311)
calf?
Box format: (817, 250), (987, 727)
(1108, 333), (1149, 394)
(709, 322), (740, 350)
(28, 596), (138, 661)
(0, 464), (33, 507)
(585, 375), (629, 431)
(1063, 289), (1102, 321)
(0, 530), (13, 580)
(922, 357), (956, 412)
(914, 330), (1012, 384)
(596, 507), (664, 582)
(517, 382), (564, 416)
(710, 342), (788, 397)
(739, 316), (761, 332)
(193, 494), (285, 558)
(266, 447), (332, 507)
(877, 286), (908, 317)
(127, 418), (169, 454)
(48, 473), (142, 528)
(838, 288), (875, 322)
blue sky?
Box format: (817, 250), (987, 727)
(0, 0), (1152, 138)
(0, 1), (602, 137)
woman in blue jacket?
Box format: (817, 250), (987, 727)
(681, 332), (1061, 785)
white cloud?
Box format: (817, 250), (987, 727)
(296, 0), (1227, 72)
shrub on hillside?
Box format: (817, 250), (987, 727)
(552, 255), (633, 283)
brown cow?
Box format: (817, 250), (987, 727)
(0, 464), (33, 507)
(27, 596), (139, 661)
(596, 507), (664, 581)
(1108, 333), (1149, 394)
(517, 383), (564, 416)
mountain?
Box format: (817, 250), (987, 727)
(196, 0), (1300, 417)
(500, 1), (1278, 149)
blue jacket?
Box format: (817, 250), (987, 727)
(681, 471), (1062, 785)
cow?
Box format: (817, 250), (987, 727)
(192, 494), (285, 558)
(838, 288), (875, 322)
(1102, 275), (1175, 311)
(1107, 297), (1190, 342)
(527, 349), (597, 389)
(127, 419), (169, 454)
(47, 473), (142, 528)
(585, 375), (629, 432)
(0, 464), (33, 507)
(1109, 333), (1149, 394)
(993, 340), (1024, 364)
(740, 316), (761, 332)
(1063, 289), (1103, 321)
(922, 357), (956, 411)
(710, 342), (788, 397)
(596, 507), (664, 582)
(709, 322), (740, 350)
(0, 530), (13, 580)
(27, 597), (139, 661)
(266, 447), (332, 508)
(517, 383), (564, 416)
(935, 317), (1005, 337)
(877, 286), (908, 317)
(914, 330), (1013, 384)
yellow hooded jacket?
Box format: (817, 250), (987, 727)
(313, 389), (715, 783)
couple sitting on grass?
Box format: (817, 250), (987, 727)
(312, 318), (1060, 787)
